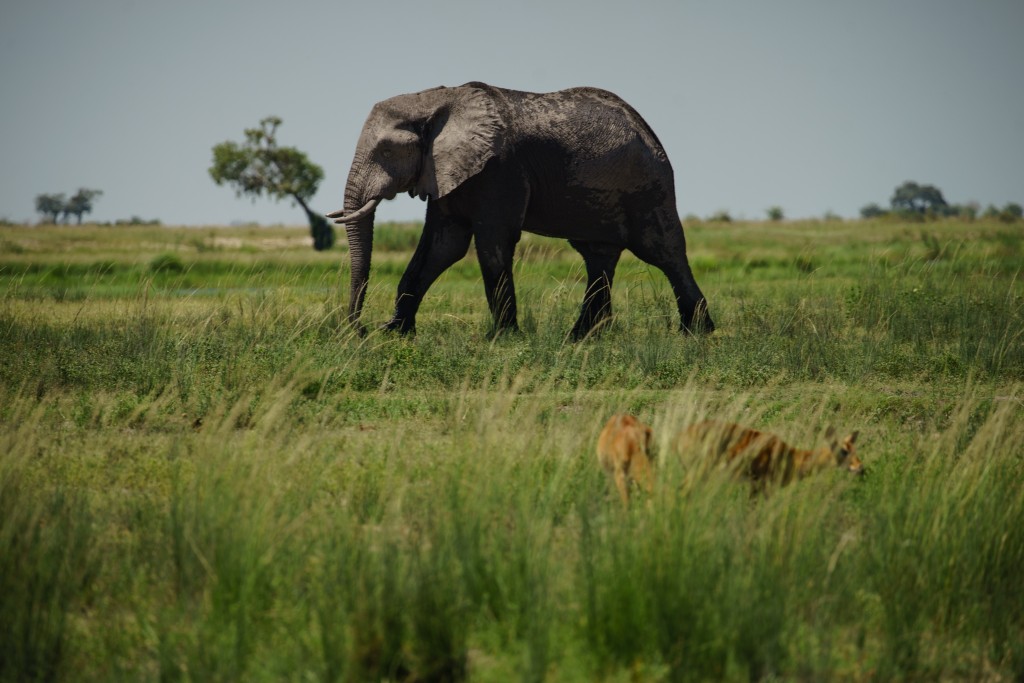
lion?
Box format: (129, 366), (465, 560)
(596, 413), (655, 506)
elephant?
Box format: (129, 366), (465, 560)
(328, 81), (713, 339)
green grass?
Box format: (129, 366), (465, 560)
(1, 218), (1023, 681)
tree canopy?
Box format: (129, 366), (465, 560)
(890, 181), (949, 215)
(34, 189), (103, 224)
(209, 117), (333, 250)
(35, 193), (66, 223)
(65, 188), (103, 224)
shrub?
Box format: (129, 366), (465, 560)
(860, 203), (888, 219)
(149, 253), (185, 274)
(1000, 202), (1022, 223)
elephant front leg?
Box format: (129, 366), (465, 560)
(570, 240), (622, 340)
(385, 208), (472, 334)
(473, 230), (520, 334)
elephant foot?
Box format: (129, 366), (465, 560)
(684, 313), (716, 333)
(680, 302), (715, 335)
(680, 318), (715, 335)
(486, 322), (521, 340)
(570, 313), (612, 342)
(382, 317), (416, 336)
(348, 319), (368, 338)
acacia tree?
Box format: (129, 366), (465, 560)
(35, 193), (66, 223)
(209, 116), (333, 250)
(64, 188), (103, 224)
(890, 181), (949, 216)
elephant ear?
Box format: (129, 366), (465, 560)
(421, 85), (502, 199)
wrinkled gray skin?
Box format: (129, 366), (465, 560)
(329, 82), (713, 339)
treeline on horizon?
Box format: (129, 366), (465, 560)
(11, 179), (1022, 229)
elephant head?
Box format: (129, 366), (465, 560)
(327, 84), (503, 330)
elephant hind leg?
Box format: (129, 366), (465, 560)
(569, 240), (622, 340)
(628, 213), (714, 334)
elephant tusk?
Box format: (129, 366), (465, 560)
(326, 198), (380, 224)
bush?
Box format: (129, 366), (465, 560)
(114, 216), (162, 226)
(766, 206), (784, 222)
(860, 203), (888, 219)
(1000, 203), (1022, 223)
(949, 203), (979, 221)
(149, 253), (185, 274)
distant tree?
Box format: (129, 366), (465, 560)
(209, 116), (333, 250)
(982, 204), (1001, 220)
(860, 203), (888, 219)
(35, 193), (66, 223)
(114, 216), (161, 226)
(1000, 202), (1023, 222)
(64, 188), (103, 224)
(949, 202), (979, 221)
(890, 181), (949, 216)
(708, 210), (732, 222)
(766, 206), (784, 221)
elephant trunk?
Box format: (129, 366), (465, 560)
(330, 166), (381, 332)
(344, 217), (373, 330)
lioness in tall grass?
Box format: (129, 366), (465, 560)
(596, 414), (655, 506)
(597, 415), (862, 503)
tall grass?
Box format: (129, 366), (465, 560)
(1, 220), (1022, 680)
(2, 376), (1021, 680)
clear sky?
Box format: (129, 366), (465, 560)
(2, 0), (1022, 226)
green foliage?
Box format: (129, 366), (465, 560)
(149, 252), (185, 274)
(890, 180), (949, 216)
(64, 188), (103, 224)
(708, 209), (732, 222)
(766, 206), (784, 221)
(860, 202), (887, 219)
(210, 117), (329, 249)
(34, 189), (103, 224)
(1000, 202), (1022, 222)
(34, 193), (66, 223)
(949, 202), (980, 221)
(113, 215), (161, 226)
(209, 117), (323, 205)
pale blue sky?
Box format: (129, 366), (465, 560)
(2, 0), (1022, 225)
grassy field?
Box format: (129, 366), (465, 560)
(1, 218), (1022, 681)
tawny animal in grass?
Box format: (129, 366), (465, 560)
(596, 413), (655, 506)
(678, 420), (863, 492)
